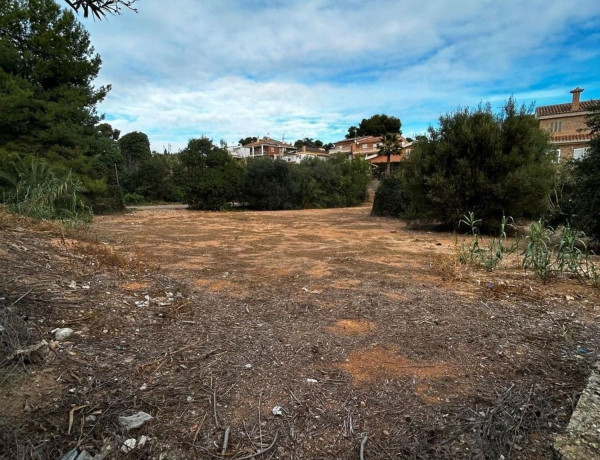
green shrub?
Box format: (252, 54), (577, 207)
(372, 174), (408, 217)
(0, 156), (91, 223)
(179, 138), (243, 210)
(372, 99), (555, 230)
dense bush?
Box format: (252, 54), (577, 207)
(243, 154), (371, 210)
(371, 174), (408, 217)
(180, 139), (371, 211)
(0, 156), (91, 223)
(372, 99), (556, 229)
(180, 138), (244, 210)
(243, 157), (294, 210)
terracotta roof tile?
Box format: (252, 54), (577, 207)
(536, 100), (596, 117)
(369, 154), (404, 164)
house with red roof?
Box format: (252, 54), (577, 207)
(535, 88), (596, 161)
(243, 137), (296, 159)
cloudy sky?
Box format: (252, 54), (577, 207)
(82, 0), (600, 152)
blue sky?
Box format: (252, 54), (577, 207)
(81, 0), (600, 152)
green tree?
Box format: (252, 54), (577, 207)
(119, 131), (151, 172)
(294, 138), (324, 149)
(180, 137), (243, 210)
(0, 0), (122, 211)
(378, 132), (402, 177)
(239, 137), (257, 146)
(373, 99), (555, 228)
(243, 157), (294, 210)
(345, 114), (402, 138)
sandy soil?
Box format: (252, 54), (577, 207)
(2, 206), (599, 459)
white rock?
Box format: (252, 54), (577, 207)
(306, 378), (318, 384)
(121, 438), (136, 453)
(137, 435), (149, 448)
(118, 411), (152, 430)
(68, 281), (77, 289)
(245, 363), (253, 369)
(139, 383), (148, 391)
(272, 405), (283, 416)
(53, 328), (74, 341)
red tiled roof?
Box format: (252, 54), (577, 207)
(369, 154), (404, 164)
(536, 100), (596, 117)
(551, 133), (592, 142)
(245, 137), (294, 148)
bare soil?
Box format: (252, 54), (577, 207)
(1, 206), (599, 459)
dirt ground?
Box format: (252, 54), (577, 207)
(1, 206), (599, 459)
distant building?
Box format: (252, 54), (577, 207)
(282, 145), (329, 164)
(535, 87), (596, 161)
(242, 137), (296, 158)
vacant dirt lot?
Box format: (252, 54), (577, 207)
(2, 206), (599, 459)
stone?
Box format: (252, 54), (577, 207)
(118, 411), (152, 430)
(75, 450), (93, 460)
(554, 369), (600, 459)
(121, 439), (136, 453)
(53, 328), (74, 341)
(58, 449), (78, 460)
(137, 435), (149, 448)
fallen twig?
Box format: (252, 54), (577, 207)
(221, 426), (230, 456)
(360, 434), (368, 460)
(68, 405), (88, 435)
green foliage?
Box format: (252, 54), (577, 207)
(243, 155), (371, 211)
(371, 174), (409, 217)
(456, 213), (600, 284)
(294, 138), (324, 148)
(180, 137), (243, 210)
(239, 137), (257, 146)
(378, 132), (402, 177)
(0, 0), (124, 213)
(0, 155), (90, 223)
(457, 213), (517, 270)
(372, 99), (555, 229)
(119, 131), (151, 172)
(346, 114), (402, 138)
(243, 157), (294, 210)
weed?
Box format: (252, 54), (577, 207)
(522, 220), (554, 281)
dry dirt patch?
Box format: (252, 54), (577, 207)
(2, 207), (600, 459)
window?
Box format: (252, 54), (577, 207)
(270, 146), (274, 152)
(361, 144), (368, 149)
(555, 149), (561, 162)
(573, 148), (588, 160)
(549, 121), (563, 133)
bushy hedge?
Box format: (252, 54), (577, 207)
(180, 139), (372, 211)
(372, 99), (556, 229)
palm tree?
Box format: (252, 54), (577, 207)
(378, 133), (401, 177)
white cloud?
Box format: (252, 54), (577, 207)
(83, 0), (600, 151)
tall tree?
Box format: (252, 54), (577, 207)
(0, 0), (121, 211)
(239, 137), (257, 146)
(378, 133), (401, 177)
(119, 131), (151, 172)
(373, 99), (555, 228)
(180, 137), (243, 210)
(345, 114), (402, 138)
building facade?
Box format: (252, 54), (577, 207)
(535, 88), (596, 161)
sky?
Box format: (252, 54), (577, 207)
(81, 0), (600, 153)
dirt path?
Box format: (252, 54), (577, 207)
(2, 207), (599, 459)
